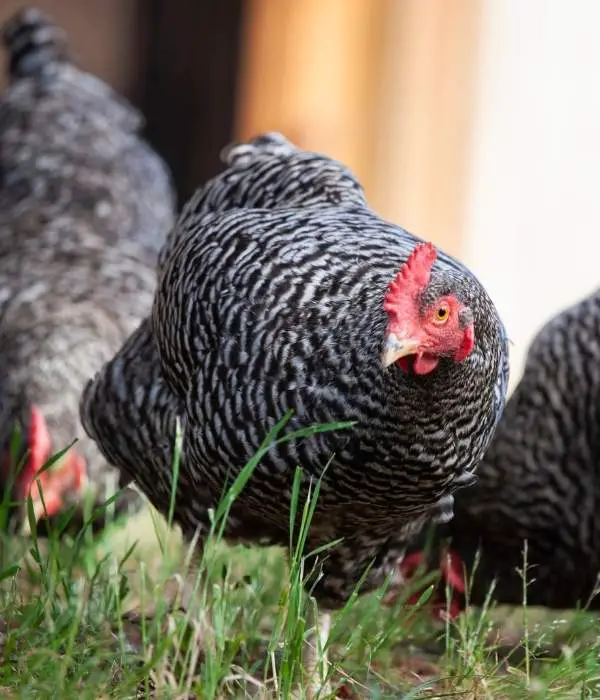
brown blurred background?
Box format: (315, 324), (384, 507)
(0, 0), (479, 262)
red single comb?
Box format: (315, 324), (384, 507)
(18, 405), (51, 499)
(383, 242), (437, 315)
(18, 406), (87, 521)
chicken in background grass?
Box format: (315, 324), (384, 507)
(401, 286), (600, 620)
(0, 8), (176, 532)
(81, 132), (510, 693)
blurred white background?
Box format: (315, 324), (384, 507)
(465, 0), (600, 386)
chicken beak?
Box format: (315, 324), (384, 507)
(381, 333), (421, 368)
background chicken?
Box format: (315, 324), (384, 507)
(81, 133), (509, 690)
(0, 8), (175, 531)
(408, 284), (600, 617)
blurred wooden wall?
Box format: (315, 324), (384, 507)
(235, 0), (483, 257)
(0, 0), (481, 247)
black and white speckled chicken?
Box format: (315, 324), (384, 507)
(402, 287), (600, 617)
(81, 133), (509, 689)
(0, 8), (175, 530)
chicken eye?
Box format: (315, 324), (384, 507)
(434, 305), (449, 323)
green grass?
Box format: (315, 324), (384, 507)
(1, 420), (600, 698)
(0, 510), (600, 699)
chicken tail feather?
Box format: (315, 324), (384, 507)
(3, 7), (70, 82)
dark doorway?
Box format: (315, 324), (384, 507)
(140, 0), (246, 206)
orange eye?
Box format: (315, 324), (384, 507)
(434, 304), (450, 324)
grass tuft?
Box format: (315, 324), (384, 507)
(0, 421), (598, 698)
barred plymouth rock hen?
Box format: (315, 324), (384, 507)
(0, 8), (175, 530)
(403, 287), (600, 617)
(81, 133), (509, 691)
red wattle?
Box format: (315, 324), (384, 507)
(412, 354), (440, 375)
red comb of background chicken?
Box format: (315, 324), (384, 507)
(10, 406), (87, 522)
(16, 405), (51, 499)
(398, 548), (466, 622)
(383, 242), (437, 316)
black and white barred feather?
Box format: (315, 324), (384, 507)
(0, 8), (175, 526)
(82, 133), (509, 608)
(434, 289), (600, 609)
